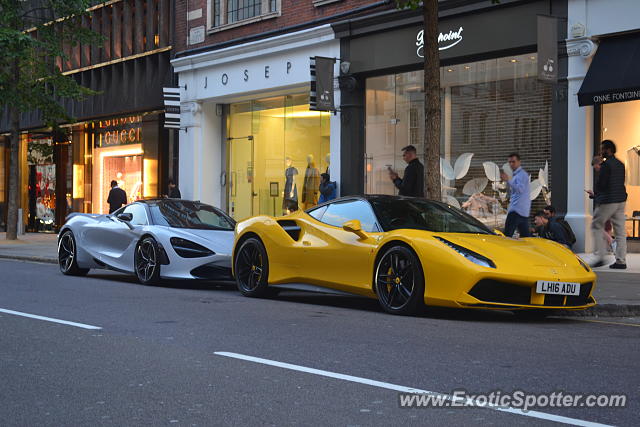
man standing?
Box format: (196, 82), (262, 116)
(591, 140), (627, 269)
(107, 180), (127, 213)
(500, 153), (531, 237)
(167, 179), (181, 199)
(388, 145), (424, 197)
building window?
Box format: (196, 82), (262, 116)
(209, 0), (280, 30)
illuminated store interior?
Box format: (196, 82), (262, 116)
(227, 94), (330, 220)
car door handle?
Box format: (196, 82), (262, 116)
(302, 241), (311, 246)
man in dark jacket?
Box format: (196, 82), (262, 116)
(167, 179), (182, 199)
(388, 145), (424, 197)
(590, 140), (628, 269)
(107, 180), (127, 213)
(534, 211), (569, 248)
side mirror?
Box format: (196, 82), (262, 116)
(493, 228), (505, 236)
(343, 219), (367, 238)
(117, 212), (133, 222)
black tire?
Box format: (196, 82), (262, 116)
(374, 245), (425, 315)
(234, 238), (270, 297)
(135, 237), (161, 285)
(58, 230), (89, 276)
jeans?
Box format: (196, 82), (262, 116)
(592, 201), (627, 264)
(504, 211), (531, 238)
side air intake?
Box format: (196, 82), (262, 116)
(277, 220), (301, 241)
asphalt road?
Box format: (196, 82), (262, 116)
(0, 259), (638, 427)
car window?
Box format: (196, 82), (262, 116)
(148, 200), (236, 230)
(319, 200), (379, 232)
(370, 198), (493, 234)
(307, 205), (328, 221)
(122, 203), (148, 226)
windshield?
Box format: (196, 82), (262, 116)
(149, 200), (236, 230)
(370, 198), (494, 234)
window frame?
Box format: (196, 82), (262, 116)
(207, 0), (281, 33)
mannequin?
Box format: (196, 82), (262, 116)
(325, 153), (330, 174)
(283, 157), (299, 213)
(302, 154), (320, 209)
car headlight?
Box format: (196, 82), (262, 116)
(170, 237), (214, 258)
(435, 236), (496, 268)
(576, 255), (591, 272)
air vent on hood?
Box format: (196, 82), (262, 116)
(277, 220), (301, 241)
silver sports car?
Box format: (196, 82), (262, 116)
(57, 199), (236, 284)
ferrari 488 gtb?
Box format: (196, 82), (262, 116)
(232, 195), (596, 315)
(58, 199), (235, 284)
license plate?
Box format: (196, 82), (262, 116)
(536, 281), (580, 296)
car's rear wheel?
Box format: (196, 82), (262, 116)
(58, 230), (89, 276)
(374, 245), (424, 315)
(135, 237), (161, 285)
(235, 238), (269, 297)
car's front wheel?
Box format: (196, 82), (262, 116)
(135, 237), (161, 285)
(58, 230), (89, 276)
(235, 237), (270, 297)
(374, 245), (424, 315)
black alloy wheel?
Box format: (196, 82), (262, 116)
(235, 238), (270, 297)
(374, 245), (425, 315)
(58, 230), (89, 276)
(135, 237), (161, 285)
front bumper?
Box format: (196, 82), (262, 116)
(460, 279), (596, 310)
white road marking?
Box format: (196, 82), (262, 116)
(214, 351), (612, 427)
(0, 308), (102, 330)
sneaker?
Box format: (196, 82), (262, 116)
(609, 262), (627, 270)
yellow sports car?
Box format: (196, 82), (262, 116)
(232, 195), (596, 315)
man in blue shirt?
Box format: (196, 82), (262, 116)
(500, 153), (531, 237)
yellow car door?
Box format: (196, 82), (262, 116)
(300, 199), (380, 295)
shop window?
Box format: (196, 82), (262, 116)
(365, 53), (553, 229)
(601, 100), (640, 239)
(209, 0), (280, 31)
(227, 93), (330, 220)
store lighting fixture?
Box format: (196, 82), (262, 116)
(447, 68), (454, 72)
(510, 59), (518, 63)
(530, 56), (536, 60)
(464, 66), (471, 70)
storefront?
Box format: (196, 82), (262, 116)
(69, 112), (165, 215)
(567, 0), (640, 251)
(172, 25), (340, 220)
(335, 0), (567, 230)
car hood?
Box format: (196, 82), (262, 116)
(434, 233), (576, 268)
(168, 227), (234, 255)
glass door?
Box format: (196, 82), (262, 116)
(228, 136), (254, 220)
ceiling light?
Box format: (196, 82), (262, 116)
(530, 56), (536, 60)
(510, 59), (518, 63)
(464, 66), (470, 70)
(447, 68), (454, 72)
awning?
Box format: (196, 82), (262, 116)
(577, 32), (640, 106)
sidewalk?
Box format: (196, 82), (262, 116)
(0, 233), (638, 316)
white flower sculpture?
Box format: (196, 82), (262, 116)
(440, 153), (474, 209)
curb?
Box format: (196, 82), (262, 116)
(555, 304), (640, 317)
(0, 254), (57, 265)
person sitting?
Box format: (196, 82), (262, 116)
(543, 205), (577, 248)
(534, 210), (569, 248)
(318, 173), (337, 204)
